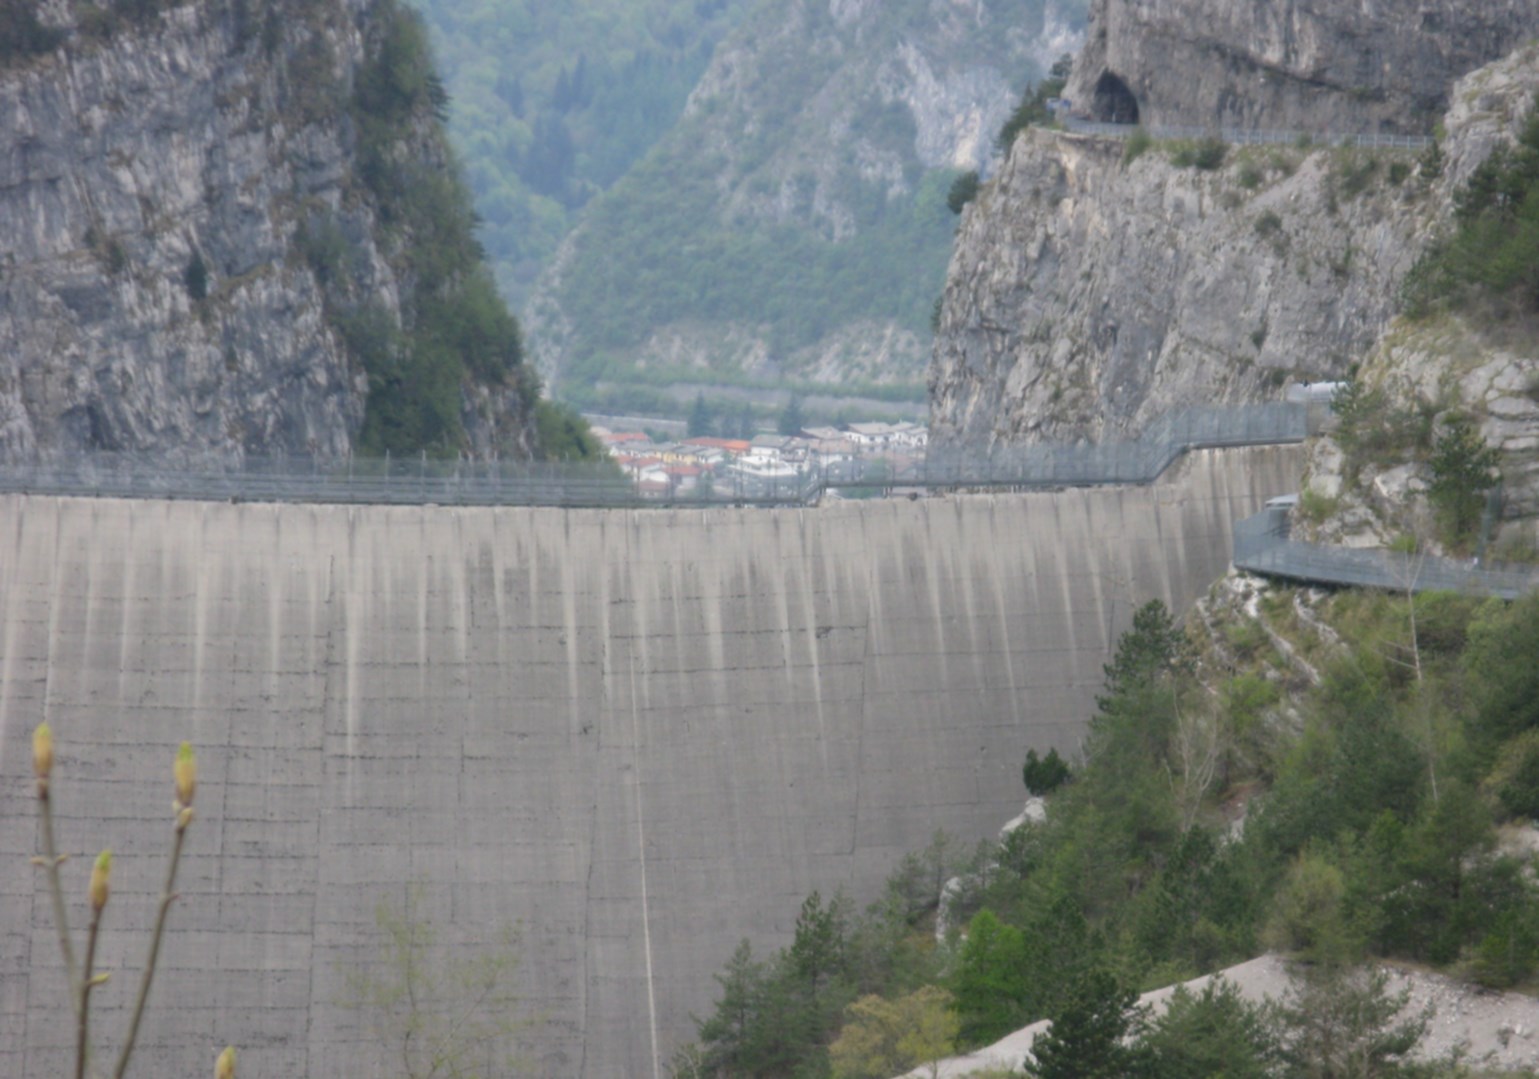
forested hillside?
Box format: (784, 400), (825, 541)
(681, 587), (1539, 1077)
(413, 0), (754, 304)
(524, 0), (1084, 422)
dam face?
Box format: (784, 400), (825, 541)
(0, 446), (1300, 1077)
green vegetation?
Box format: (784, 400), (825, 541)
(300, 0), (597, 461)
(1121, 126), (1153, 166)
(0, 1), (67, 62)
(534, 0), (1079, 408)
(946, 170), (980, 215)
(1427, 415), (1501, 548)
(1330, 372), (1436, 482)
(827, 986), (957, 1079)
(691, 591), (1539, 1075)
(1170, 135), (1228, 171)
(995, 53), (1072, 151)
(412, 0), (753, 302)
(553, 141), (961, 403)
(1403, 96), (1539, 320)
(1021, 747), (1070, 795)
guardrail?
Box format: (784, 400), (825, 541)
(1234, 504), (1539, 600)
(0, 403), (1312, 508)
(1060, 116), (1434, 151)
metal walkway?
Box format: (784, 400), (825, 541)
(1233, 503), (1539, 600)
(1059, 116), (1434, 150)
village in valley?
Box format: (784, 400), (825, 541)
(590, 419), (930, 500)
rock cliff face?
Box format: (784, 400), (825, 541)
(928, 20), (1537, 452)
(0, 0), (537, 462)
(929, 123), (1426, 446)
(1064, 0), (1539, 134)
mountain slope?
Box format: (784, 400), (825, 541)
(527, 0), (1085, 421)
(412, 0), (755, 305)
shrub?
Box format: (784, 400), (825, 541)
(1253, 211), (1282, 239)
(1171, 136), (1227, 170)
(533, 400), (604, 461)
(1022, 747), (1071, 795)
(0, 1), (67, 62)
(1418, 139), (1444, 180)
(1121, 126), (1152, 165)
(946, 170), (980, 215)
(1402, 97), (1539, 320)
(1491, 731), (1539, 820)
(1332, 149), (1379, 199)
(995, 53), (1071, 151)
(297, 213), (349, 287)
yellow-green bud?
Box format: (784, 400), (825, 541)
(175, 742), (197, 807)
(89, 849), (112, 912)
(215, 1046), (236, 1079)
(33, 722), (53, 780)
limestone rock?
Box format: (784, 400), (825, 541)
(930, 39), (1539, 463)
(0, 1), (535, 463)
(1064, 0), (1539, 134)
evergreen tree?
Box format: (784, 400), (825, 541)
(778, 395), (805, 436)
(1022, 747), (1071, 795)
(1426, 415), (1499, 547)
(687, 392), (714, 437)
(1144, 979), (1280, 1079)
(1028, 968), (1150, 1079)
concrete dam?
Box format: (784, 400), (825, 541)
(0, 444), (1301, 1077)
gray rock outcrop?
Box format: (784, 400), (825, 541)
(0, 1), (536, 463)
(928, 31), (1537, 454)
(1064, 0), (1539, 134)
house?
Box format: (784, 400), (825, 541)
(682, 436), (752, 457)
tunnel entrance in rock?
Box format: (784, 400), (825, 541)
(1091, 72), (1140, 125)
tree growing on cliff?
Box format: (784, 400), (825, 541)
(996, 53), (1072, 150)
(1022, 747), (1071, 795)
(1426, 415), (1500, 549)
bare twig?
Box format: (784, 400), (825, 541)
(37, 783), (82, 1020)
(112, 816), (189, 1079)
(77, 906), (103, 1079)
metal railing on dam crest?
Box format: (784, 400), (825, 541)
(0, 402), (1313, 506)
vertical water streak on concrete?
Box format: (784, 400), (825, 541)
(626, 647), (662, 1079)
(39, 498), (67, 739)
(191, 502), (214, 738)
(985, 497), (1023, 726)
(950, 500), (988, 708)
(700, 520), (728, 723)
(559, 514), (584, 741)
(341, 508), (362, 797)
